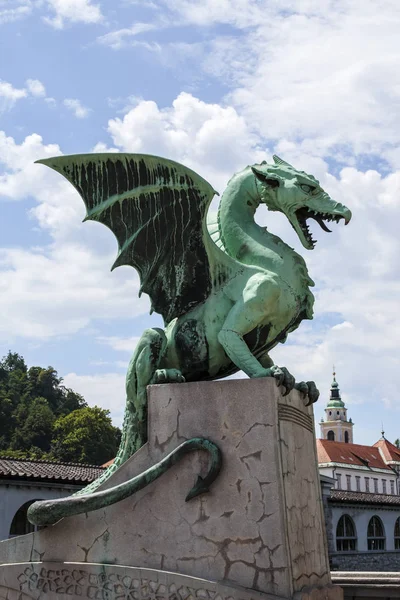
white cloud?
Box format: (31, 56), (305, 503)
(107, 92), (263, 191)
(45, 97), (56, 107)
(43, 0), (103, 28)
(0, 80), (27, 112)
(62, 372), (126, 426)
(63, 98), (91, 119)
(331, 322), (354, 332)
(0, 132), (62, 200)
(0, 1), (32, 25)
(26, 78), (46, 97)
(97, 22), (159, 50)
(223, 3), (400, 163)
(0, 244), (143, 341)
(98, 336), (140, 353)
(0, 77), (50, 112)
(0, 132), (149, 343)
(105, 1), (400, 166)
(91, 141), (119, 153)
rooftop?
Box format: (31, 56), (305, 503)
(373, 437), (400, 464)
(0, 456), (105, 484)
(330, 489), (400, 506)
(317, 439), (393, 471)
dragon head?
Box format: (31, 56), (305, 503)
(251, 156), (351, 249)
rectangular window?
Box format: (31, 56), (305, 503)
(356, 476), (361, 491)
(337, 538), (357, 551)
(337, 473), (342, 490)
(368, 538), (385, 550)
(373, 478), (379, 493)
(365, 477), (370, 492)
(382, 480), (387, 494)
(391, 480), (395, 495)
(346, 474), (351, 490)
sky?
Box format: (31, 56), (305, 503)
(1, 0), (400, 445)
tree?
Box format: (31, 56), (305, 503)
(395, 439), (400, 449)
(27, 366), (87, 415)
(0, 351), (119, 462)
(11, 397), (55, 453)
(51, 406), (121, 465)
(0, 351), (27, 374)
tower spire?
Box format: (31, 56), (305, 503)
(328, 368), (343, 406)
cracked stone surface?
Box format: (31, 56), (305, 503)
(0, 378), (339, 600)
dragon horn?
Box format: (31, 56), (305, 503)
(273, 155), (294, 168)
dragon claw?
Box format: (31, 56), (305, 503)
(263, 365), (295, 396)
(265, 365), (284, 387)
(296, 380), (320, 406)
(305, 380), (320, 405)
(295, 381), (309, 398)
(280, 367), (295, 396)
(152, 369), (186, 384)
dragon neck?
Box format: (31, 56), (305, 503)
(217, 168), (281, 266)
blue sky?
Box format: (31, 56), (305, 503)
(1, 0), (400, 445)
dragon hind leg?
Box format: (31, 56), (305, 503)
(75, 328), (167, 496)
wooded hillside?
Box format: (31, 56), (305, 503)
(0, 351), (120, 465)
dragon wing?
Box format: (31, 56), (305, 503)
(37, 153), (218, 324)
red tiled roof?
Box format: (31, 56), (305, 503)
(0, 456), (105, 484)
(373, 438), (400, 463)
(330, 489), (400, 506)
(317, 439), (392, 470)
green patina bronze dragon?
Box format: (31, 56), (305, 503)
(28, 153), (351, 526)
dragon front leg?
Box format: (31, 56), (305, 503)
(218, 275), (296, 395)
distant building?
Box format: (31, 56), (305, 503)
(319, 370), (354, 443)
(0, 456), (104, 541)
(318, 373), (400, 571)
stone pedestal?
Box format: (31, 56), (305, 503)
(0, 378), (342, 600)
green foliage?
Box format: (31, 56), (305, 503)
(0, 351), (120, 464)
(395, 439), (400, 449)
(51, 406), (121, 465)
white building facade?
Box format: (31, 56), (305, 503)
(318, 374), (400, 571)
(0, 456), (104, 541)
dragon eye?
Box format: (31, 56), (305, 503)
(300, 183), (315, 193)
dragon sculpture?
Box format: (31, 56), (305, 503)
(28, 153), (351, 526)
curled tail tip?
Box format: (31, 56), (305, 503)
(185, 475), (210, 502)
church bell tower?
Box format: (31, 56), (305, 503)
(320, 370), (354, 443)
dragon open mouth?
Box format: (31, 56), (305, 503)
(295, 207), (347, 249)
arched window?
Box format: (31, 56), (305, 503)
(327, 430), (335, 441)
(336, 515), (357, 551)
(9, 500), (42, 537)
(367, 516), (385, 550)
(394, 518), (400, 550)
(344, 431), (349, 443)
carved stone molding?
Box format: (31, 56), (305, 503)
(18, 565), (240, 600)
(1, 563), (279, 600)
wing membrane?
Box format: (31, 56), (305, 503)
(38, 153), (217, 323)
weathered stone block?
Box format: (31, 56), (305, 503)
(0, 378), (341, 600)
